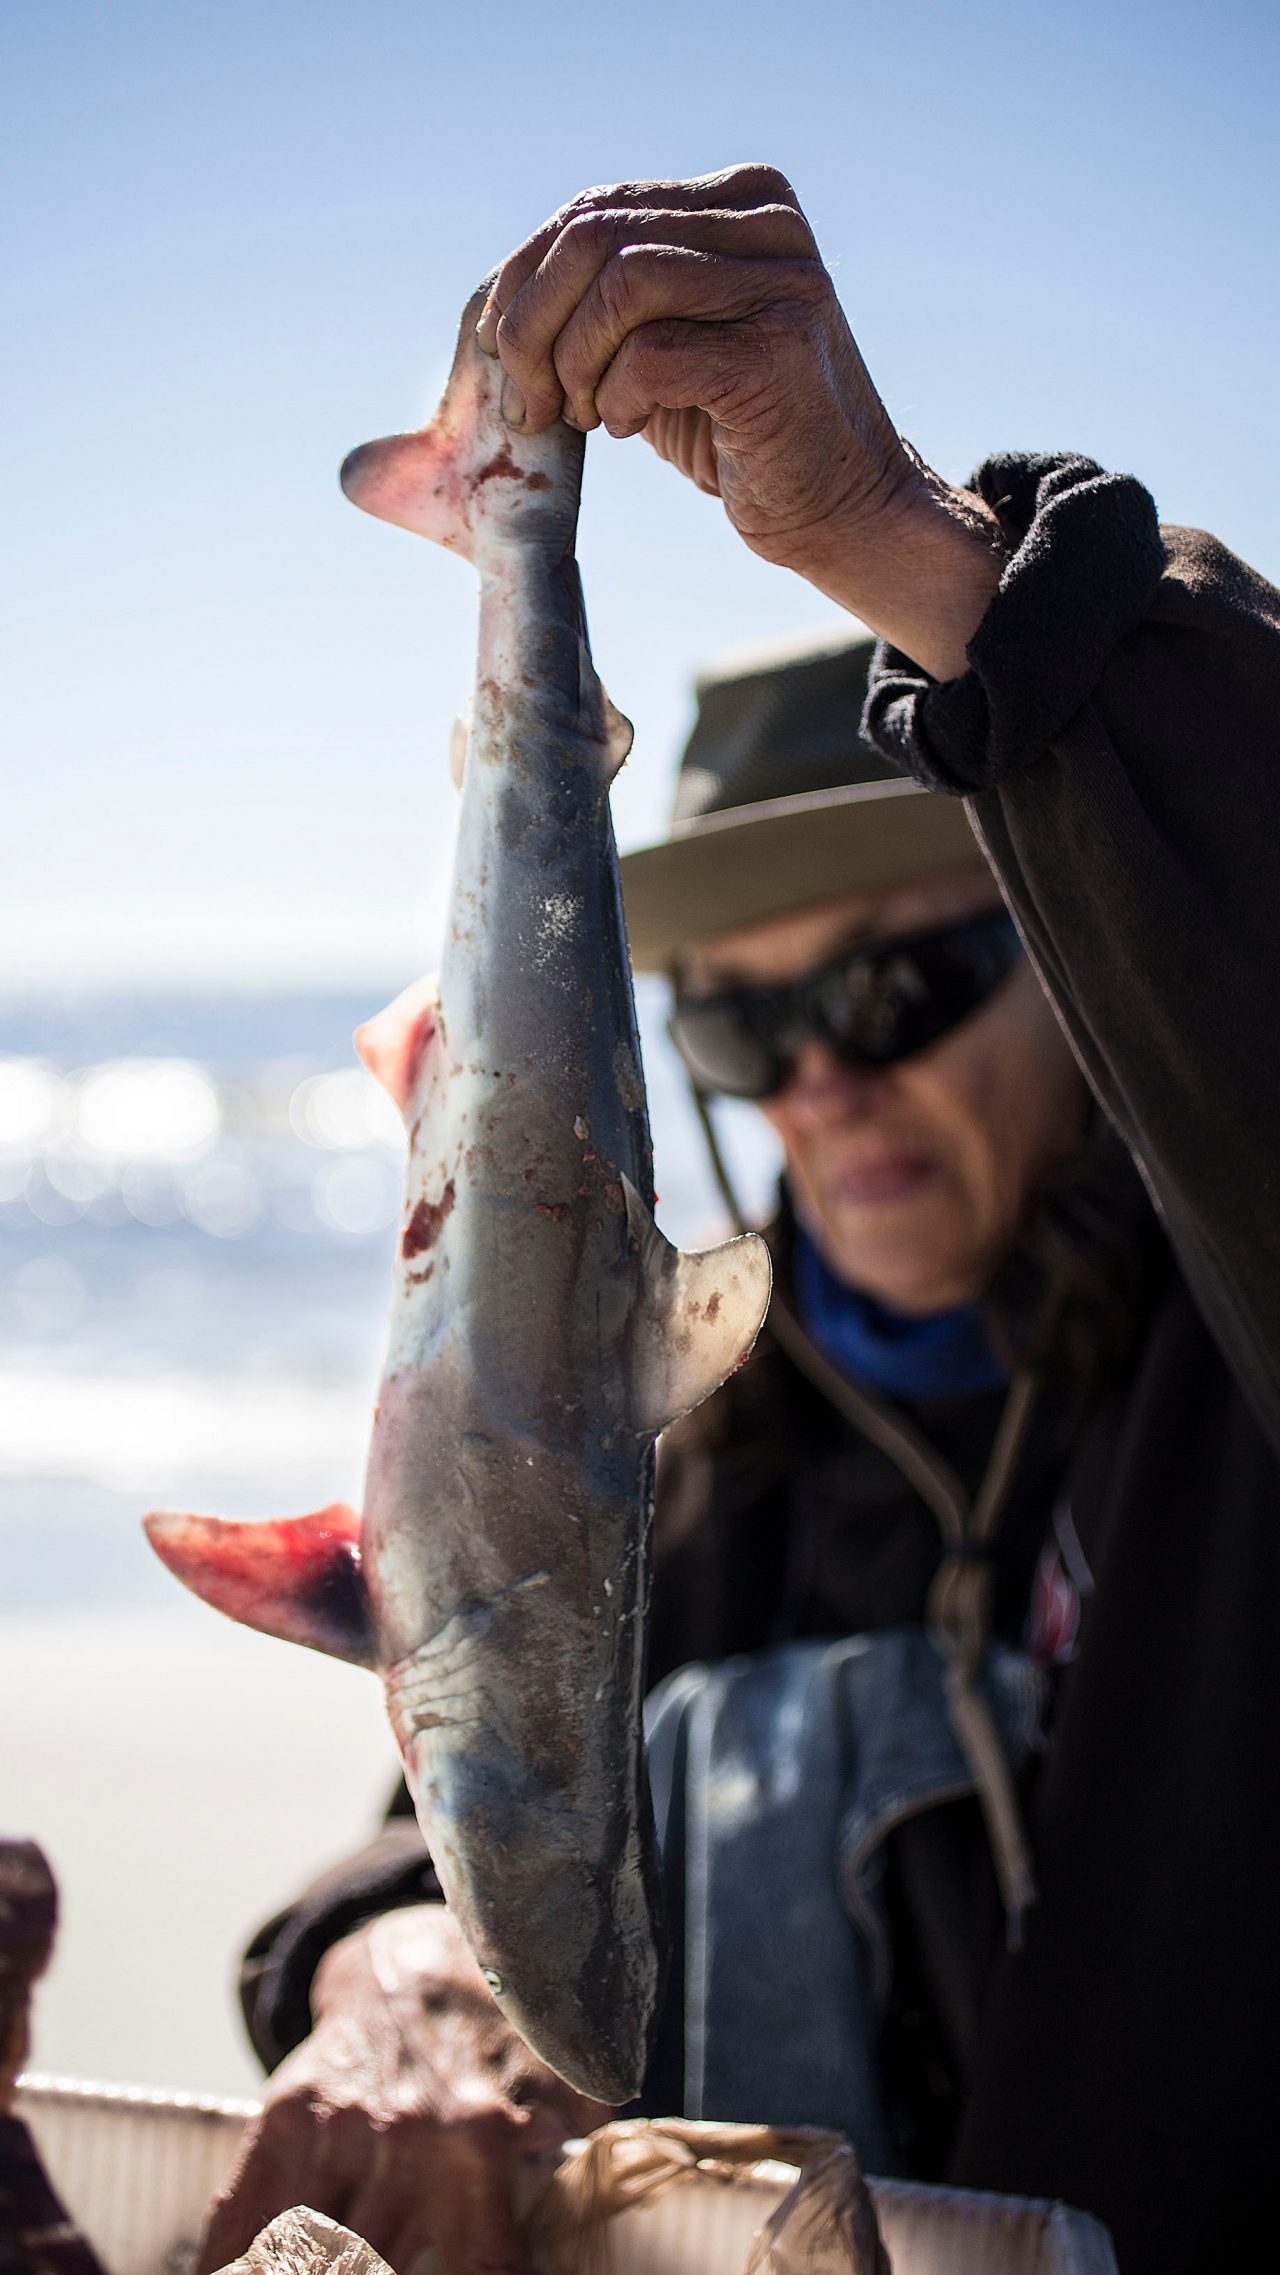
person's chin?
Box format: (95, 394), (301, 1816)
(817, 1169), (963, 1304)
(831, 1156), (939, 1212)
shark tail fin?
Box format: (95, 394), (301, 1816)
(340, 281), (579, 563)
(622, 1176), (773, 1436)
(143, 1503), (376, 1667)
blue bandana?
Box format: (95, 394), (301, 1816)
(794, 1224), (1009, 1399)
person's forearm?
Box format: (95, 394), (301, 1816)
(793, 466), (1006, 685)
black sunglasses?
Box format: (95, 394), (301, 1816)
(668, 907), (1022, 1102)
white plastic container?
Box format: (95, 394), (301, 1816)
(15, 2075), (1117, 2275)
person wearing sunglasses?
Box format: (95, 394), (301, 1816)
(211, 170), (1280, 2275)
(629, 631), (1087, 1346)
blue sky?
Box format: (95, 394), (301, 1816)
(4, 0), (1278, 990)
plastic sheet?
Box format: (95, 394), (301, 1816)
(17, 2077), (1117, 2275)
(527, 2122), (885, 2275)
(219, 2206), (388, 2275)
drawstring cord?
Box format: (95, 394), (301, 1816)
(690, 1082), (1040, 1946)
(924, 1365), (1041, 1943)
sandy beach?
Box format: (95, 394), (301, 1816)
(2, 1598), (396, 2096)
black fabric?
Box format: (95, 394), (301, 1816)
(866, 455), (1280, 1453)
(646, 1229), (1080, 1683)
(860, 457), (1280, 2272)
(866, 456), (1167, 792)
(241, 458), (1280, 2275)
(948, 1280), (1280, 2271)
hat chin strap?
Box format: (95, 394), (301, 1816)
(687, 1071), (1040, 1944)
(687, 1076), (752, 1241)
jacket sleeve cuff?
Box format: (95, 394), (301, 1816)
(238, 1821), (442, 2073)
(863, 453), (1167, 790)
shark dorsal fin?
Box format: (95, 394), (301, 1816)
(143, 1504), (375, 1667)
(622, 1176), (772, 1436)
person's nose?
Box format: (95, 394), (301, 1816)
(773, 1041), (883, 1134)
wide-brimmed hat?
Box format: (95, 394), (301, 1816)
(620, 626), (981, 970)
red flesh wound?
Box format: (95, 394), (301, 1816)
(402, 1178), (456, 1257)
(471, 444), (552, 492)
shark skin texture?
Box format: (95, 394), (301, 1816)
(144, 286), (772, 2106)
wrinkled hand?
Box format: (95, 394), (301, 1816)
(479, 164), (1001, 679)
(197, 1907), (612, 2275)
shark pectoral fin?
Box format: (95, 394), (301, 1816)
(603, 689), (634, 778)
(355, 973), (443, 1117)
(584, 651), (634, 782)
(142, 1504), (376, 1667)
(622, 1175), (773, 1434)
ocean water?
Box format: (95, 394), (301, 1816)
(0, 984), (776, 2093)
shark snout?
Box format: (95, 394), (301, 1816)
(488, 1905), (662, 2106)
(400, 1723), (665, 2104)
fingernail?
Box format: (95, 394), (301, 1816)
(501, 377), (526, 428)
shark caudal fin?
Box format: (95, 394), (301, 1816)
(340, 281), (582, 568)
(143, 1504), (375, 1667)
(623, 1176), (773, 1435)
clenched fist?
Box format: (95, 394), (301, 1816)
(479, 165), (1002, 680)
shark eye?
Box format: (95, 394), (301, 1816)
(483, 1967), (505, 1996)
